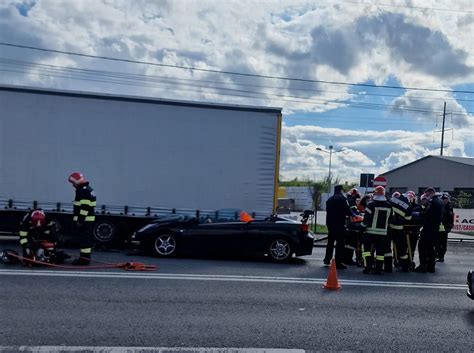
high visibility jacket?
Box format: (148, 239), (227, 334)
(19, 210), (56, 247)
(389, 194), (412, 230)
(346, 195), (359, 215)
(73, 182), (96, 223)
(362, 200), (393, 236)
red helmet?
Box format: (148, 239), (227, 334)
(349, 188), (361, 199)
(30, 210), (46, 228)
(68, 172), (86, 186)
(374, 186), (385, 196)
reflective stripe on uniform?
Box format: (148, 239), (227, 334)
(405, 215), (412, 221)
(44, 230), (50, 234)
(400, 255), (409, 259)
(439, 223), (445, 232)
(80, 199), (96, 207)
(362, 251), (371, 258)
(85, 216), (95, 222)
(80, 209), (89, 216)
(389, 224), (404, 230)
(365, 208), (372, 214)
(345, 245), (355, 250)
(393, 208), (405, 217)
(73, 216), (78, 221)
(80, 248), (92, 254)
(376, 255), (384, 261)
(19, 231), (28, 237)
(74, 201), (81, 206)
(384, 253), (392, 257)
(366, 229), (388, 235)
(20, 238), (28, 245)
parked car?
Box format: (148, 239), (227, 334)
(131, 211), (314, 261)
(468, 271), (473, 300)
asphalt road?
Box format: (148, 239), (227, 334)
(1, 240), (473, 351)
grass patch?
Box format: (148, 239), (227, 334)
(312, 224), (328, 234)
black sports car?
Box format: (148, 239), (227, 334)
(131, 212), (314, 261)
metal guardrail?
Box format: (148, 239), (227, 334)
(0, 197), (269, 220)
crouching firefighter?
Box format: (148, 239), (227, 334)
(359, 186), (393, 274)
(19, 209), (69, 264)
(68, 172), (96, 265)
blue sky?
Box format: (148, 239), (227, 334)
(1, 0), (473, 182)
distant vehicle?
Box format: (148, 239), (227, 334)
(468, 271), (473, 300)
(132, 211), (314, 261)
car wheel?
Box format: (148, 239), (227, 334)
(93, 221), (116, 244)
(152, 233), (177, 257)
(268, 239), (292, 261)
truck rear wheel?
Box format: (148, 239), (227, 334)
(93, 221), (116, 244)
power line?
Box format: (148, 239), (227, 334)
(2, 57), (474, 104)
(1, 42), (473, 95)
(331, 0), (474, 14)
(3, 65), (465, 116)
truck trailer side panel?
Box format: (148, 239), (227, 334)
(0, 86), (281, 215)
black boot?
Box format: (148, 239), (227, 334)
(400, 258), (410, 272)
(384, 256), (393, 273)
(375, 260), (384, 275)
(363, 256), (374, 274)
(414, 264), (427, 273)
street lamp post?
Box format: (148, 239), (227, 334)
(317, 145), (344, 193)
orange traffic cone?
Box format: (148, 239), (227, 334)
(323, 259), (342, 290)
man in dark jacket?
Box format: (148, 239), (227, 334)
(436, 193), (454, 262)
(324, 185), (354, 269)
(415, 187), (444, 273)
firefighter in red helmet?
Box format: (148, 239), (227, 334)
(68, 172), (96, 265)
(19, 209), (56, 259)
(359, 186), (393, 274)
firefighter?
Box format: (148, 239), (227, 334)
(324, 185), (354, 269)
(343, 188), (361, 265)
(408, 193), (427, 269)
(414, 187), (444, 273)
(360, 186), (393, 274)
(19, 209), (57, 259)
(68, 172), (96, 265)
(436, 193), (454, 262)
(387, 191), (412, 272)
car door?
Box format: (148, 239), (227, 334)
(191, 221), (247, 256)
(244, 221), (295, 256)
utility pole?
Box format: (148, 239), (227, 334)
(440, 101), (446, 156)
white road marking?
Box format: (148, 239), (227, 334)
(0, 347), (305, 353)
(0, 269), (466, 290)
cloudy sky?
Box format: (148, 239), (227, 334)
(1, 0), (473, 183)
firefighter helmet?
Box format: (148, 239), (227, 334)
(68, 172), (86, 186)
(349, 188), (361, 199)
(373, 186), (386, 201)
(30, 210), (46, 228)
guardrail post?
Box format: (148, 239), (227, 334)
(215, 210), (219, 219)
(251, 212), (256, 219)
(56, 202), (61, 212)
(124, 206), (128, 215)
(33, 200), (38, 209)
(196, 209), (200, 218)
(172, 208), (176, 214)
(8, 199), (13, 208)
(146, 207), (151, 216)
(101, 205), (106, 214)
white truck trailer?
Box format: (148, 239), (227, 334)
(0, 85), (282, 245)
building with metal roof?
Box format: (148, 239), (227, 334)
(380, 155), (474, 199)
